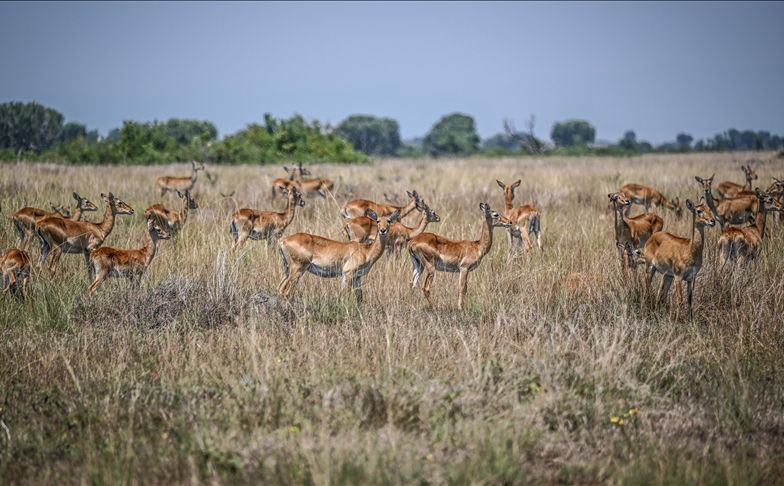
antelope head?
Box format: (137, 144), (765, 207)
(284, 187), (305, 207)
(743, 164), (758, 182)
(694, 174), (715, 197)
(366, 209), (400, 240)
(102, 192), (135, 215)
(496, 179), (522, 202)
(607, 192), (631, 210)
(480, 202), (512, 228)
(146, 217), (172, 241)
(686, 198), (716, 228)
(73, 192), (98, 212)
(177, 190), (199, 210)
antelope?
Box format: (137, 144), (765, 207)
(495, 180), (542, 254)
(618, 183), (682, 219)
(1, 248), (31, 300)
(292, 163), (334, 198)
(717, 189), (780, 268)
(642, 198), (717, 318)
(12, 193), (98, 250)
(277, 209), (400, 304)
(608, 192), (664, 270)
(87, 217), (172, 294)
(35, 193), (135, 275)
(344, 198), (441, 255)
(156, 160), (205, 196)
(694, 175), (758, 229)
(144, 190), (198, 237)
(230, 187), (305, 250)
(408, 202), (512, 310)
(717, 164), (758, 199)
(271, 165), (306, 200)
(342, 190), (421, 220)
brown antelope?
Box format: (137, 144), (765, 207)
(694, 175), (758, 229)
(495, 180), (542, 254)
(144, 190), (198, 237)
(768, 177), (784, 224)
(292, 163), (334, 198)
(643, 198), (717, 318)
(344, 199), (441, 255)
(277, 209), (400, 303)
(608, 192), (664, 270)
(408, 203), (512, 310)
(156, 160), (205, 196)
(35, 193), (135, 275)
(717, 189), (780, 268)
(618, 183), (682, 219)
(12, 193), (98, 250)
(270, 165), (306, 200)
(717, 164), (758, 199)
(230, 187), (305, 250)
(1, 248), (31, 300)
(87, 218), (172, 294)
(342, 190), (421, 220)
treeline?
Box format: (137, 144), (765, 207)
(1, 101), (782, 165)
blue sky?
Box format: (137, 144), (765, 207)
(1, 1), (782, 143)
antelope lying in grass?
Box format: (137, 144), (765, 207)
(87, 218), (171, 294)
(618, 183), (682, 219)
(643, 198), (717, 318)
(1, 248), (31, 300)
(35, 193), (134, 275)
(13, 193), (98, 251)
(144, 190), (198, 237)
(344, 198), (441, 255)
(408, 203), (511, 310)
(694, 175), (758, 229)
(495, 180), (542, 254)
(278, 209), (399, 303)
(156, 160), (205, 196)
(230, 187), (305, 250)
(608, 192), (664, 270)
(718, 189), (780, 268)
(717, 164), (758, 199)
(342, 190), (421, 220)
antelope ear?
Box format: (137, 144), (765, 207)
(686, 199), (695, 212)
(608, 193), (615, 200)
(406, 190), (414, 199)
(694, 176), (703, 183)
(512, 179), (521, 188)
(479, 202), (489, 212)
(709, 173), (715, 181)
(176, 190), (184, 198)
(366, 209), (379, 222)
(388, 210), (401, 224)
(73, 192), (80, 200)
(496, 180), (505, 189)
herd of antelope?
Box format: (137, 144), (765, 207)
(3, 160), (783, 318)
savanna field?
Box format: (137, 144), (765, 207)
(2, 153), (784, 484)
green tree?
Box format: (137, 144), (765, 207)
(0, 101), (64, 157)
(423, 113), (480, 157)
(336, 115), (401, 156)
(619, 130), (637, 150)
(550, 119), (596, 147)
(676, 133), (693, 150)
(58, 122), (88, 144)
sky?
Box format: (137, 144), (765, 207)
(1, 1), (783, 144)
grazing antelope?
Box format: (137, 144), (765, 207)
(694, 175), (758, 229)
(156, 160), (205, 196)
(230, 187), (305, 250)
(144, 190), (198, 237)
(342, 190), (421, 220)
(1, 248), (31, 300)
(408, 203), (512, 310)
(717, 164), (758, 199)
(271, 165), (305, 200)
(277, 209), (400, 303)
(35, 193), (134, 275)
(87, 218), (172, 294)
(12, 193), (98, 250)
(618, 183), (682, 219)
(344, 199), (441, 255)
(717, 189), (780, 268)
(495, 180), (542, 254)
(608, 192), (664, 270)
(643, 198), (717, 318)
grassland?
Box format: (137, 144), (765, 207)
(1, 153), (783, 484)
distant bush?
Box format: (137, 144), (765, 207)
(336, 115), (401, 156)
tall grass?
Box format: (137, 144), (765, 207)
(1, 153), (783, 484)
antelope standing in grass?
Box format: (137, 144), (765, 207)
(230, 187), (305, 250)
(87, 218), (171, 294)
(293, 163), (334, 198)
(608, 192), (664, 270)
(144, 190), (198, 237)
(618, 183), (682, 219)
(344, 198), (441, 255)
(496, 180), (542, 254)
(35, 193), (134, 275)
(408, 203), (512, 310)
(342, 190), (421, 220)
(717, 189), (780, 268)
(643, 198), (717, 318)
(12, 193), (98, 251)
(694, 175), (758, 229)
(1, 248), (31, 300)
(156, 160), (205, 196)
(278, 209), (400, 304)
(717, 164), (758, 199)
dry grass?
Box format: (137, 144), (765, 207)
(1, 153), (784, 484)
